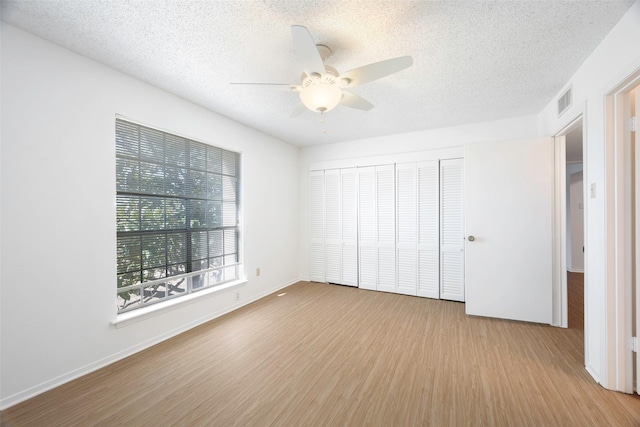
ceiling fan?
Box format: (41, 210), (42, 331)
(232, 25), (413, 117)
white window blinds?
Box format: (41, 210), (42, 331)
(115, 119), (241, 313)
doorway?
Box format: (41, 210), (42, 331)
(565, 123), (585, 330)
(554, 117), (585, 331)
(604, 69), (640, 394)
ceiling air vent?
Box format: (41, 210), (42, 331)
(557, 86), (572, 117)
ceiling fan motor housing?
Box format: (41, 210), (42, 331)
(301, 65), (339, 87)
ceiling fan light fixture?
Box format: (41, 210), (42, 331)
(300, 82), (342, 113)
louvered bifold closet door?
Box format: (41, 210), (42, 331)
(358, 167), (377, 290)
(396, 163), (418, 295)
(417, 161), (440, 298)
(376, 164), (396, 293)
(309, 171), (325, 283)
(440, 158), (465, 301)
(341, 168), (358, 287)
(324, 169), (342, 284)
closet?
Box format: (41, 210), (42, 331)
(309, 151), (464, 301)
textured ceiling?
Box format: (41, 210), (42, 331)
(1, 0), (635, 147)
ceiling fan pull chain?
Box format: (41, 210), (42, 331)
(320, 111), (328, 134)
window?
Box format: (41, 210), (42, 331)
(115, 118), (240, 313)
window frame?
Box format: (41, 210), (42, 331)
(115, 117), (242, 314)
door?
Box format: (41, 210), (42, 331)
(323, 168), (358, 287)
(465, 138), (554, 324)
(440, 158), (465, 301)
(341, 168), (358, 286)
(377, 164), (396, 293)
(396, 163), (417, 295)
(324, 169), (342, 284)
(358, 166), (377, 290)
(417, 161), (440, 298)
(360, 165), (399, 292)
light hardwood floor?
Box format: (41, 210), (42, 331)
(568, 272), (584, 331)
(2, 281), (639, 426)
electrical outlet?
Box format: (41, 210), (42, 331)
(236, 292), (240, 301)
(256, 267), (261, 276)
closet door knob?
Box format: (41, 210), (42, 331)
(467, 235), (475, 242)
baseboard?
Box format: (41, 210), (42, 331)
(0, 278), (300, 411)
(585, 362), (600, 385)
(567, 268), (584, 273)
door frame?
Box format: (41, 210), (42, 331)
(554, 114), (584, 329)
(604, 65), (640, 394)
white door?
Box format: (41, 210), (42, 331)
(465, 137), (554, 324)
(309, 171), (325, 282)
(341, 168), (358, 287)
(358, 166), (377, 290)
(440, 158), (465, 302)
(396, 163), (417, 295)
(417, 161), (440, 299)
(377, 164), (396, 293)
(324, 169), (342, 284)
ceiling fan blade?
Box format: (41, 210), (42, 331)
(290, 102), (307, 118)
(340, 56), (413, 87)
(339, 91), (374, 111)
(230, 82), (300, 91)
(291, 25), (326, 76)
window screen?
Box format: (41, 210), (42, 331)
(115, 118), (240, 313)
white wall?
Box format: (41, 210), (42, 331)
(0, 24), (300, 408)
(538, 0), (640, 387)
(298, 115), (540, 280)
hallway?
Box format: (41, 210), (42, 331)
(568, 271), (584, 331)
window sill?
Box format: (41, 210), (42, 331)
(111, 279), (247, 329)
